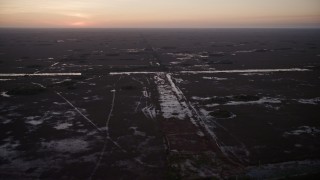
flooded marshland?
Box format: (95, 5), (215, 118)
(0, 29), (320, 179)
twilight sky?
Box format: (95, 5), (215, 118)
(0, 0), (319, 28)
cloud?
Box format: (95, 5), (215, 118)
(62, 13), (91, 19)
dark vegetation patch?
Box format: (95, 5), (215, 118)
(80, 53), (90, 58)
(25, 167), (38, 174)
(119, 58), (136, 61)
(78, 60), (88, 63)
(58, 80), (76, 86)
(296, 49), (307, 53)
(49, 80), (77, 90)
(278, 172), (320, 180)
(225, 44), (235, 47)
(166, 153), (219, 179)
(210, 60), (233, 65)
(21, 56), (30, 59)
(144, 47), (153, 52)
(209, 52), (225, 57)
(66, 86), (77, 90)
(274, 47), (292, 51)
(306, 43), (316, 46)
(161, 46), (176, 50)
(210, 43), (235, 48)
(73, 49), (84, 52)
(121, 85), (136, 90)
(240, 42), (249, 45)
(35, 43), (53, 46)
(105, 53), (120, 56)
(179, 63), (192, 67)
(7, 84), (46, 95)
(232, 95), (260, 101)
(26, 64), (42, 69)
(200, 97), (228, 105)
(209, 109), (234, 119)
(72, 76), (86, 80)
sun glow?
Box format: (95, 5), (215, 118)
(70, 21), (86, 26)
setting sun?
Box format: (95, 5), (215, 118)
(70, 21), (87, 26)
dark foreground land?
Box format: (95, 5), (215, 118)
(0, 29), (320, 179)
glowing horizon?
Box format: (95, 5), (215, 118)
(0, 0), (319, 28)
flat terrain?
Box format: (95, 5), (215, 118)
(0, 29), (320, 179)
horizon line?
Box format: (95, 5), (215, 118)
(1, 27), (320, 29)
